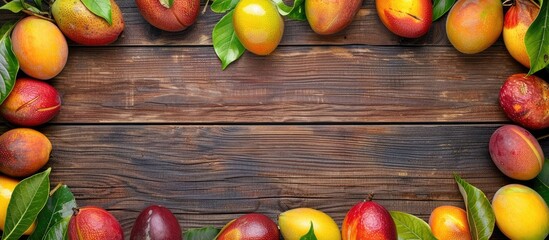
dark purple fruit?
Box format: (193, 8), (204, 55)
(130, 205), (182, 240)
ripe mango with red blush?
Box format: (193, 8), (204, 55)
(504, 0), (539, 68)
(216, 213), (279, 240)
(0, 128), (51, 177)
(136, 0), (200, 32)
(1, 78), (61, 127)
(305, 0), (363, 35)
(375, 0), (432, 38)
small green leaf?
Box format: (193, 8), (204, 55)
(28, 185), (76, 240)
(33, 0), (42, 11)
(0, 0), (24, 13)
(212, 9), (246, 70)
(0, 21), (18, 105)
(80, 0), (112, 25)
(299, 222), (318, 240)
(183, 226), (220, 240)
(529, 159), (549, 204)
(454, 175), (495, 240)
(211, 0), (239, 13)
(159, 0), (174, 8)
(273, 0), (306, 21)
(43, 216), (70, 240)
(2, 168), (51, 240)
(526, 0), (549, 74)
(432, 0), (456, 22)
(390, 211), (437, 240)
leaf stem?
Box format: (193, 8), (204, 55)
(49, 183), (62, 196)
(202, 0), (210, 14)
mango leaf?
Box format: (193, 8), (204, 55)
(300, 222), (318, 240)
(273, 0), (306, 21)
(0, 0), (24, 13)
(212, 9), (245, 70)
(530, 159), (549, 204)
(183, 226), (220, 240)
(526, 0), (549, 74)
(454, 175), (495, 240)
(28, 185), (76, 240)
(81, 0), (112, 25)
(432, 0), (456, 22)
(159, 0), (174, 9)
(211, 0), (239, 13)
(0, 21), (18, 106)
(43, 217), (70, 240)
(390, 211), (437, 240)
(2, 168), (51, 240)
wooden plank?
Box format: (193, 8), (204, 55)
(0, 1), (465, 46)
(38, 124), (526, 235)
(50, 45), (524, 123)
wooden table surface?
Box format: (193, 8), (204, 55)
(2, 1), (546, 238)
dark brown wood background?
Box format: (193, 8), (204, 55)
(2, 1), (546, 238)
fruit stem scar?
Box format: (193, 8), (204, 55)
(37, 104), (61, 112)
(387, 8), (422, 21)
(16, 96), (39, 112)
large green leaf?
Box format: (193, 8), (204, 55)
(212, 10), (245, 70)
(43, 217), (70, 240)
(530, 159), (549, 204)
(299, 222), (318, 240)
(273, 0), (306, 21)
(526, 0), (549, 74)
(454, 175), (495, 240)
(81, 0), (112, 25)
(0, 0), (24, 13)
(432, 0), (456, 22)
(0, 21), (18, 106)
(390, 211), (437, 240)
(183, 226), (220, 240)
(211, 0), (239, 13)
(28, 185), (76, 240)
(2, 168), (51, 240)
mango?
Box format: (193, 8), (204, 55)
(375, 0), (433, 38)
(52, 0), (124, 46)
(68, 206), (124, 240)
(216, 213), (279, 240)
(504, 0), (539, 68)
(11, 16), (68, 80)
(446, 0), (503, 54)
(492, 184), (549, 240)
(342, 200), (397, 240)
(0, 78), (61, 127)
(0, 175), (36, 235)
(499, 73), (549, 130)
(305, 0), (362, 35)
(279, 208), (341, 240)
(0, 128), (51, 177)
(428, 206), (471, 240)
(233, 0), (284, 55)
(136, 0), (200, 32)
(130, 205), (181, 240)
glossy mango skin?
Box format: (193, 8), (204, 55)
(446, 0), (503, 54)
(375, 0), (433, 38)
(342, 201), (397, 240)
(216, 213), (279, 240)
(503, 0), (539, 68)
(136, 0), (200, 32)
(305, 0), (363, 35)
(429, 206), (471, 240)
(233, 0), (284, 55)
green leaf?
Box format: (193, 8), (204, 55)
(28, 185), (76, 240)
(2, 168), (51, 240)
(80, 0), (112, 25)
(299, 222), (318, 240)
(273, 0), (307, 21)
(0, 21), (18, 106)
(526, 0), (549, 74)
(0, 0), (24, 13)
(43, 217), (70, 240)
(212, 10), (246, 70)
(529, 159), (549, 204)
(454, 175), (495, 240)
(183, 226), (220, 240)
(211, 0), (239, 13)
(390, 211), (437, 240)
(159, 0), (174, 9)
(432, 0), (456, 22)
(33, 0), (42, 11)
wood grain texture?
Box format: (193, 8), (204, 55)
(48, 44), (524, 123)
(38, 124), (529, 236)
